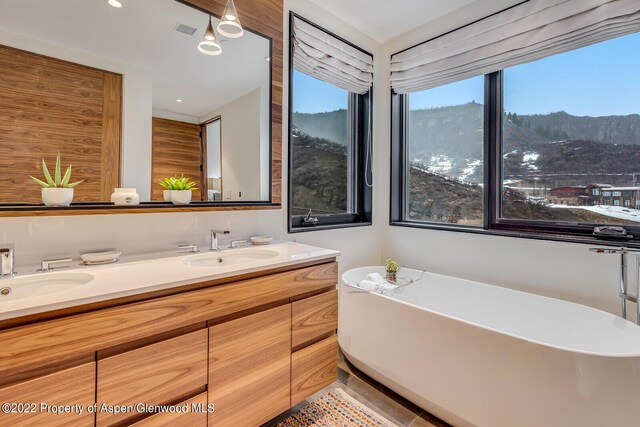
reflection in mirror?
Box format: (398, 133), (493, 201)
(0, 0), (271, 206)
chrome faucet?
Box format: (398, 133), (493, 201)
(210, 229), (230, 251)
(0, 244), (15, 277)
(39, 257), (72, 272)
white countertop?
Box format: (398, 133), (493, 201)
(0, 241), (340, 321)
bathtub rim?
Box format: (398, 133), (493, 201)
(341, 266), (640, 358)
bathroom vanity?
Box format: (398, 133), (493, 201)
(0, 243), (339, 426)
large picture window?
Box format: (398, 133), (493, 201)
(391, 30), (640, 243)
(288, 13), (373, 232)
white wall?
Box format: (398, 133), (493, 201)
(377, 2), (630, 319)
(0, 29), (154, 201)
(0, 210), (283, 270)
(206, 88), (262, 201)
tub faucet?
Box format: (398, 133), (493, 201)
(211, 229), (230, 251)
(0, 244), (15, 277)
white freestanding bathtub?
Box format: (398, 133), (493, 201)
(339, 267), (640, 427)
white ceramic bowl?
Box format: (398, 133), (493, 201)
(171, 190), (192, 205)
(41, 188), (74, 206)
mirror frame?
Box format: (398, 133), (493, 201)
(0, 0), (283, 217)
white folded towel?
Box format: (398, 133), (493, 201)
(367, 272), (387, 284)
(379, 283), (397, 292)
(358, 280), (378, 291)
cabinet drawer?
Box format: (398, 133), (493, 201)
(97, 329), (208, 426)
(291, 335), (338, 406)
(292, 290), (337, 349)
(130, 392), (208, 427)
(209, 304), (291, 427)
(0, 362), (95, 427)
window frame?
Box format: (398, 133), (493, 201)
(390, 55), (640, 247)
(287, 12), (373, 233)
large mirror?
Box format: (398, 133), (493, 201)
(0, 0), (271, 208)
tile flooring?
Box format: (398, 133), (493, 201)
(263, 352), (451, 427)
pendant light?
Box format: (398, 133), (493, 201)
(217, 0), (244, 38)
(198, 16), (222, 56)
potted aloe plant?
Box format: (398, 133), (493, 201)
(30, 152), (83, 206)
(158, 174), (198, 205)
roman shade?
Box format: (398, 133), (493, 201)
(292, 15), (373, 94)
(390, 0), (640, 94)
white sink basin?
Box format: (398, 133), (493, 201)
(183, 248), (279, 268)
(0, 272), (95, 302)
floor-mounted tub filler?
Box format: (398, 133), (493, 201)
(340, 266), (640, 427)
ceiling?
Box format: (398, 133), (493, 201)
(0, 0), (270, 118)
(307, 0), (519, 43)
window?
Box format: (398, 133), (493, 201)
(391, 31), (640, 242)
(288, 14), (372, 232)
(290, 72), (351, 216)
(404, 77), (484, 226)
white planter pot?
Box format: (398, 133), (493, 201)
(41, 188), (74, 207)
(171, 190), (192, 205)
(111, 188), (140, 206)
(163, 190), (172, 202)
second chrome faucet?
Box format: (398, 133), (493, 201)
(210, 229), (230, 251)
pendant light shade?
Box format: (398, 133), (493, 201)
(198, 17), (222, 56)
(217, 0), (244, 38)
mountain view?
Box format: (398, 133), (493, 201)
(292, 104), (640, 225)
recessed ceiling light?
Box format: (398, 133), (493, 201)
(107, 0), (123, 8)
(176, 99), (183, 103)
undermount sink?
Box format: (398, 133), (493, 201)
(0, 272), (95, 302)
(183, 248), (279, 268)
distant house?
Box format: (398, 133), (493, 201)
(548, 186), (587, 205)
(585, 184), (612, 205)
(598, 187), (640, 208)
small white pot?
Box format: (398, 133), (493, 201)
(163, 190), (172, 202)
(42, 188), (74, 207)
(171, 190), (192, 205)
(111, 188), (140, 206)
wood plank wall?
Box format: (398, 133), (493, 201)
(151, 117), (204, 201)
(0, 45), (122, 203)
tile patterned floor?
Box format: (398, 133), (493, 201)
(263, 352), (452, 427)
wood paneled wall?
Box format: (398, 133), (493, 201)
(151, 117), (204, 201)
(0, 45), (122, 203)
(184, 0), (283, 204)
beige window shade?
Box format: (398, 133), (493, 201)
(292, 16), (373, 94)
(390, 0), (640, 94)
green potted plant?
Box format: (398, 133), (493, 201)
(158, 174), (198, 205)
(384, 258), (400, 282)
(30, 153), (83, 206)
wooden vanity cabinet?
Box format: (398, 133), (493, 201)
(208, 304), (292, 427)
(0, 260), (338, 427)
(97, 329), (208, 426)
(0, 362), (95, 427)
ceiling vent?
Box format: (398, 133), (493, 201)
(175, 23), (197, 36)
